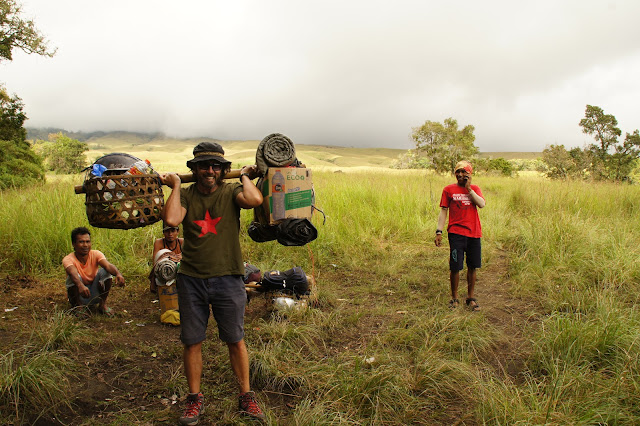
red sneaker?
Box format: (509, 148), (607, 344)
(179, 392), (204, 425)
(239, 391), (266, 420)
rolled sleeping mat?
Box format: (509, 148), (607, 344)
(255, 133), (297, 176)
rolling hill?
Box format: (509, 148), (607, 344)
(27, 128), (542, 172)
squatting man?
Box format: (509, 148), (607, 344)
(62, 226), (125, 316)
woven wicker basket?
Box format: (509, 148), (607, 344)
(83, 174), (164, 229)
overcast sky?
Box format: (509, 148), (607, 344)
(2, 0), (640, 152)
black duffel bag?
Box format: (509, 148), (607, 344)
(261, 267), (309, 295)
(276, 218), (317, 246)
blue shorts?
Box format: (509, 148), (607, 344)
(66, 268), (112, 306)
(448, 233), (482, 271)
(176, 274), (246, 345)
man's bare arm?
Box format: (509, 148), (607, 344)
(65, 264), (90, 297)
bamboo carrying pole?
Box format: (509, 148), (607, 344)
(74, 169), (243, 194)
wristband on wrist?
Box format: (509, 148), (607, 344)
(240, 173), (249, 181)
(435, 230), (443, 235)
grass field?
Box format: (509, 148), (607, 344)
(1, 141), (638, 425)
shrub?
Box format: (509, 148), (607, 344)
(35, 132), (88, 174)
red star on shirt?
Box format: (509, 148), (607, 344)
(193, 210), (222, 237)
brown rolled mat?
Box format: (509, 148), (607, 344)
(255, 133), (297, 176)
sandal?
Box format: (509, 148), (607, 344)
(466, 298), (480, 312)
(448, 299), (459, 309)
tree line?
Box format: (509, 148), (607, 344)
(395, 117), (522, 177)
(543, 105), (640, 181)
(399, 106), (639, 182)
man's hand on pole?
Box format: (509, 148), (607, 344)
(160, 172), (181, 188)
(240, 165), (260, 180)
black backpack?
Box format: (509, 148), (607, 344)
(261, 267), (309, 295)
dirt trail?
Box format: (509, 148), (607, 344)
(474, 247), (535, 380)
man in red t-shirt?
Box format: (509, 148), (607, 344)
(434, 160), (486, 311)
(62, 227), (125, 315)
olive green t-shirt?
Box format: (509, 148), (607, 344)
(179, 182), (244, 278)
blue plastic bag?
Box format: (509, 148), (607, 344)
(91, 164), (107, 177)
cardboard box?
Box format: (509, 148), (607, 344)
(262, 168), (314, 224)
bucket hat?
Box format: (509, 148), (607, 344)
(186, 142), (232, 169)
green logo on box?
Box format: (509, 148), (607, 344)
(285, 190), (313, 209)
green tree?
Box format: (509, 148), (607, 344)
(0, 86), (43, 188)
(579, 105), (640, 181)
(0, 138), (43, 188)
(543, 106), (640, 181)
(473, 157), (514, 176)
(579, 105), (621, 159)
(36, 132), (88, 174)
(488, 157), (514, 176)
(1, 0), (55, 61)
(410, 117), (478, 173)
(0, 0), (54, 188)
(541, 144), (581, 179)
(0, 84), (25, 141)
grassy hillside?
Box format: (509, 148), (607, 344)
(83, 134), (410, 172)
(28, 129), (542, 173)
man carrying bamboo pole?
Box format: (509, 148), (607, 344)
(434, 160), (486, 311)
(160, 142), (266, 424)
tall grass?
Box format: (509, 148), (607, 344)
(0, 169), (443, 276)
(0, 349), (74, 422)
(2, 169), (640, 423)
(34, 309), (87, 351)
(0, 176), (166, 277)
(0, 310), (84, 424)
(476, 177), (640, 424)
(243, 169), (441, 274)
(504, 178), (640, 309)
